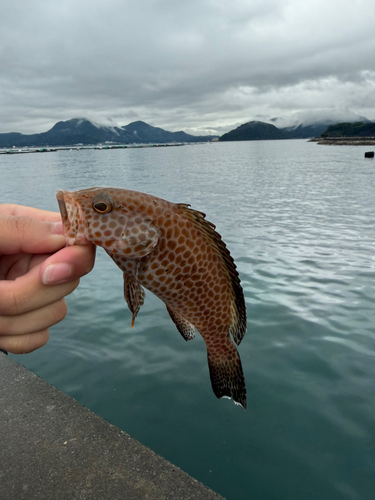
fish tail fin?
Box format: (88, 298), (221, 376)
(207, 344), (247, 409)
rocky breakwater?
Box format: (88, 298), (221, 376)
(309, 136), (375, 146)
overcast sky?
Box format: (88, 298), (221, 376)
(1, 0), (375, 135)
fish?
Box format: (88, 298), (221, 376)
(57, 187), (247, 408)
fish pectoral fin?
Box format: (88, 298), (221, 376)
(111, 217), (160, 258)
(207, 343), (247, 409)
(166, 306), (195, 341)
(123, 272), (145, 328)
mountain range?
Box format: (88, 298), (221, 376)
(218, 120), (372, 142)
(0, 119), (216, 148)
(1, 117), (373, 148)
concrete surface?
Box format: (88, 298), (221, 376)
(0, 352), (225, 500)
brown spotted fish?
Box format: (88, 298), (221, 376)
(57, 187), (247, 408)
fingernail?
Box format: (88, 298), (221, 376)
(42, 263), (73, 285)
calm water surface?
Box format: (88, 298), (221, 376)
(1, 140), (375, 500)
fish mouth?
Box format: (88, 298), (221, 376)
(56, 190), (71, 235)
(56, 190), (88, 245)
(57, 190), (68, 222)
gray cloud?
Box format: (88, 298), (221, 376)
(1, 0), (375, 134)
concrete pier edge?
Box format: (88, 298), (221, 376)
(0, 352), (225, 500)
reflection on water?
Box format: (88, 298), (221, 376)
(1, 140), (375, 500)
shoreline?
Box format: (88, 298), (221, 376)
(0, 142), (207, 155)
(309, 137), (375, 146)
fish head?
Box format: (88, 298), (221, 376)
(57, 187), (160, 257)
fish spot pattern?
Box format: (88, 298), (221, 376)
(57, 187), (247, 409)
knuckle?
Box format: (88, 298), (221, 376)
(0, 204), (19, 216)
(12, 216), (33, 242)
(0, 287), (22, 316)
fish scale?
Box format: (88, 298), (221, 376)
(57, 187), (247, 408)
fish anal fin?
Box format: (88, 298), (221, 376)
(166, 306), (195, 341)
(123, 272), (145, 328)
(207, 344), (247, 409)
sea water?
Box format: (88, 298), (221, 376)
(1, 140), (375, 500)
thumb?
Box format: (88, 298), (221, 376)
(0, 216), (66, 255)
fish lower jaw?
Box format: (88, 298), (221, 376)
(65, 233), (89, 246)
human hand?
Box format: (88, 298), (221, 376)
(0, 204), (96, 354)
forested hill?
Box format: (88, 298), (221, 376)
(321, 122), (375, 137)
(219, 121), (291, 141)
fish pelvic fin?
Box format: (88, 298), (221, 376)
(176, 204), (247, 345)
(207, 343), (247, 409)
(166, 306), (195, 341)
(123, 271), (145, 328)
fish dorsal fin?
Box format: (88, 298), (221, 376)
(166, 306), (195, 341)
(176, 204), (247, 345)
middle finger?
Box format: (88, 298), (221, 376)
(0, 264), (79, 316)
(0, 298), (68, 336)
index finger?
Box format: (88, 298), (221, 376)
(0, 216), (65, 255)
(0, 204), (61, 223)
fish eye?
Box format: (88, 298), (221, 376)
(92, 195), (113, 214)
